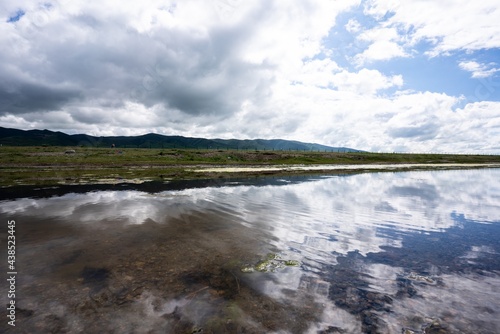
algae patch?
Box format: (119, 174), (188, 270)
(241, 253), (300, 273)
(403, 272), (437, 285)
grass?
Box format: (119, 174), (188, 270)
(1, 146), (499, 186)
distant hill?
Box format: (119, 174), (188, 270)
(0, 127), (363, 152)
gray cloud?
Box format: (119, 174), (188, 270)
(0, 80), (81, 114)
(387, 123), (439, 140)
(0, 0), (498, 153)
(0, 2), (276, 120)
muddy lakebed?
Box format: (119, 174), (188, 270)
(1, 169), (500, 333)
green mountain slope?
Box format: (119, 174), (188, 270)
(0, 127), (363, 152)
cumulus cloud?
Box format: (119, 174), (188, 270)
(363, 0), (500, 56)
(354, 40), (407, 64)
(350, 25), (409, 64)
(345, 19), (361, 33)
(331, 69), (403, 95)
(1, 1), (276, 118)
(458, 61), (500, 79)
(448, 101), (500, 152)
(0, 0), (355, 119)
(0, 0), (499, 153)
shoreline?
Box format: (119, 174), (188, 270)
(1, 146), (500, 186)
(1, 162), (499, 187)
(191, 162), (500, 173)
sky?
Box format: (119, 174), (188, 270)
(1, 0), (499, 153)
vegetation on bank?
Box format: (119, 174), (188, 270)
(1, 146), (499, 186)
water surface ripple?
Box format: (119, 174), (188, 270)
(1, 169), (499, 333)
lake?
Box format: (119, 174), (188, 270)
(1, 168), (499, 333)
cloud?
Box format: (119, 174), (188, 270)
(331, 69), (403, 95)
(448, 101), (500, 152)
(363, 0), (500, 56)
(290, 58), (342, 88)
(0, 0), (499, 153)
(280, 91), (495, 154)
(345, 19), (361, 33)
(354, 40), (407, 64)
(0, 0), (356, 118)
(458, 61), (500, 78)
(353, 1), (500, 63)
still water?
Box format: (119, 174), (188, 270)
(1, 169), (499, 333)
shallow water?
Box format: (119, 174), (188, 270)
(1, 169), (500, 333)
(193, 162), (500, 173)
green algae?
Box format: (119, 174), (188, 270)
(284, 260), (300, 267)
(241, 253), (301, 273)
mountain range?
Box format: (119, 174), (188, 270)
(0, 127), (362, 152)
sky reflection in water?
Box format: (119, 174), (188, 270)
(1, 169), (499, 333)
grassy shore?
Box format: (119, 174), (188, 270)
(1, 146), (499, 186)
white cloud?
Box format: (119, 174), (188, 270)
(345, 19), (361, 33)
(0, 0), (499, 154)
(355, 1), (500, 63)
(273, 90), (500, 154)
(290, 58), (342, 88)
(350, 25), (409, 64)
(459, 61), (500, 78)
(363, 0), (399, 20)
(357, 27), (400, 42)
(365, 0), (500, 56)
(331, 69), (403, 95)
(449, 101), (500, 152)
(354, 40), (407, 64)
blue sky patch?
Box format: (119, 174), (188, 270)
(7, 10), (25, 23)
(319, 5), (500, 102)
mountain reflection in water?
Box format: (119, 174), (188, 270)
(1, 169), (499, 333)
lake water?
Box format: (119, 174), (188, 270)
(1, 169), (499, 333)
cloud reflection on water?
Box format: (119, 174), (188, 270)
(0, 169), (499, 333)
